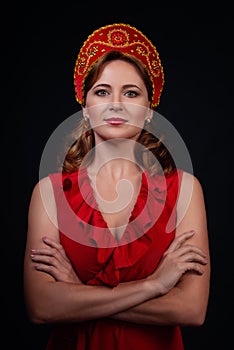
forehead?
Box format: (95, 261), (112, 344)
(94, 60), (145, 85)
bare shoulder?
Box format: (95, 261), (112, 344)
(176, 171), (207, 235)
(180, 171), (205, 202)
(30, 176), (55, 205)
(28, 176), (58, 239)
(32, 176), (53, 195)
(29, 176), (57, 221)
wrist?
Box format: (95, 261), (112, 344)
(142, 278), (166, 298)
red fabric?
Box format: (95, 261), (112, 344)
(47, 168), (184, 350)
(74, 23), (164, 108)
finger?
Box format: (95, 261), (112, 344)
(34, 263), (75, 283)
(42, 237), (68, 259)
(31, 248), (56, 256)
(171, 244), (207, 259)
(31, 240), (65, 257)
(42, 236), (61, 249)
(165, 230), (195, 254)
(179, 251), (208, 265)
(183, 262), (206, 275)
(34, 263), (61, 278)
(31, 253), (71, 270)
(31, 254), (57, 266)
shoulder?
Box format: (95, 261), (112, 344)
(177, 171), (206, 221)
(29, 176), (58, 224)
(28, 177), (59, 238)
(180, 171), (205, 198)
(175, 172), (208, 245)
(32, 175), (53, 196)
(30, 176), (55, 209)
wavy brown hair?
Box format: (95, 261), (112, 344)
(61, 51), (175, 175)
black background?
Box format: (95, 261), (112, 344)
(3, 4), (233, 349)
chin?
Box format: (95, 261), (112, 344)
(93, 125), (142, 141)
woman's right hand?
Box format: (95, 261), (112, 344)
(30, 236), (83, 285)
(147, 230), (208, 295)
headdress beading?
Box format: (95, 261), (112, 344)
(74, 23), (164, 107)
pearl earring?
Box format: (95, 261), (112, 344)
(145, 117), (151, 124)
(83, 115), (89, 128)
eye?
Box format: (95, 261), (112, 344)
(124, 90), (139, 98)
(95, 89), (109, 96)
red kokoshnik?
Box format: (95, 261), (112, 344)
(74, 23), (164, 108)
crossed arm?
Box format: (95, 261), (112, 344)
(23, 172), (210, 326)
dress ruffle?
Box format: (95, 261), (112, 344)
(48, 167), (184, 350)
(49, 167), (182, 287)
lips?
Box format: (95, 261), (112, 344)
(104, 117), (128, 125)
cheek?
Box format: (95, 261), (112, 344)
(87, 104), (105, 119)
(127, 105), (149, 123)
(86, 105), (106, 126)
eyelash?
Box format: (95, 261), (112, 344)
(94, 89), (139, 98)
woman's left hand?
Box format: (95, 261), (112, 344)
(31, 236), (82, 284)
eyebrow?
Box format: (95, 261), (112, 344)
(92, 83), (142, 91)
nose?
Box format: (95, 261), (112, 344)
(109, 93), (123, 111)
(109, 102), (123, 112)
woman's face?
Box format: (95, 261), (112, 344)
(83, 60), (152, 144)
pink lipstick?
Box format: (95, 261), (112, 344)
(104, 117), (128, 125)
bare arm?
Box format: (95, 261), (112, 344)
(112, 172), (211, 326)
(24, 174), (209, 326)
(24, 177), (164, 324)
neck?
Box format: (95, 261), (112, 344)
(88, 138), (142, 179)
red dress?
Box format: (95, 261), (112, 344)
(46, 167), (184, 350)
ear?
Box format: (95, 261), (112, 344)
(82, 106), (89, 119)
(145, 108), (153, 122)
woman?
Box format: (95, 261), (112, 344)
(24, 23), (210, 349)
